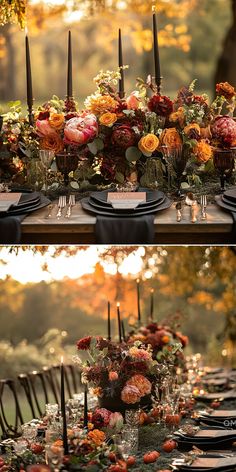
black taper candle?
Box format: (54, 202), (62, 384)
(152, 11), (161, 93)
(83, 384), (88, 428)
(107, 301), (111, 341)
(25, 35), (34, 125)
(117, 302), (122, 343)
(137, 279), (141, 323)
(121, 320), (126, 341)
(67, 30), (73, 99)
(118, 29), (125, 99)
(150, 288), (154, 320)
(60, 357), (68, 454)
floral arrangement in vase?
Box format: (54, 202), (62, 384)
(75, 336), (158, 411)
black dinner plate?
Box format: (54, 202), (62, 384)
(1, 194), (50, 216)
(87, 194), (166, 213)
(90, 188), (165, 208)
(172, 453), (236, 471)
(0, 192), (41, 213)
(223, 187), (236, 204)
(215, 195), (236, 213)
(81, 196), (172, 217)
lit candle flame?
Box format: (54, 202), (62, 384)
(61, 355), (64, 364)
(152, 5), (156, 13)
(25, 25), (28, 36)
(117, 302), (120, 308)
(151, 288), (154, 293)
(136, 278), (140, 284)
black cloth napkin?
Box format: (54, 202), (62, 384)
(95, 214), (155, 244)
(0, 214), (25, 244)
(231, 211), (236, 236)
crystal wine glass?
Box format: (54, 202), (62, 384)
(39, 150), (54, 194)
(45, 444), (64, 471)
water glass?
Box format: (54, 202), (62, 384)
(39, 149), (54, 194)
(14, 439), (28, 454)
(45, 444), (64, 471)
(116, 438), (132, 460)
(125, 409), (140, 426)
(46, 403), (59, 418)
(121, 426), (138, 454)
(22, 423), (38, 441)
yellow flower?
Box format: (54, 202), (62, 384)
(49, 113), (64, 129)
(183, 123), (201, 136)
(169, 107), (185, 127)
(193, 140), (212, 164)
(138, 134), (159, 154)
(99, 112), (117, 127)
(85, 93), (119, 115)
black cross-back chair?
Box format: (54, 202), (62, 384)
(18, 374), (37, 419)
(0, 379), (24, 439)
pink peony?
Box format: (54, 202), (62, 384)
(109, 412), (124, 430)
(64, 114), (98, 146)
(126, 93), (140, 110)
(36, 119), (55, 136)
(129, 346), (152, 361)
(127, 374), (152, 397)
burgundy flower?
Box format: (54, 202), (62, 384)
(92, 408), (111, 428)
(64, 97), (77, 113)
(111, 124), (137, 149)
(77, 336), (92, 350)
(146, 323), (158, 333)
(37, 111), (50, 120)
(148, 94), (173, 116)
(96, 337), (110, 350)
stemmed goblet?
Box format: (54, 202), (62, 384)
(213, 147), (235, 193)
(56, 151), (79, 187)
(39, 150), (54, 194)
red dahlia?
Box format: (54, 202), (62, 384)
(148, 94), (173, 116)
(77, 336), (92, 350)
(111, 125), (137, 149)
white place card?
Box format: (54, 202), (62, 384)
(0, 193), (21, 212)
(107, 192), (146, 209)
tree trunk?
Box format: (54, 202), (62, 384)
(214, 0), (236, 86)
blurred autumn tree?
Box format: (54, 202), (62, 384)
(0, 0), (233, 105)
(0, 246), (235, 365)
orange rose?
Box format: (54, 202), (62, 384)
(169, 107), (185, 127)
(160, 128), (182, 151)
(85, 94), (119, 115)
(216, 82), (236, 100)
(138, 134), (159, 154)
(193, 140), (212, 163)
(40, 133), (64, 154)
(183, 123), (201, 137)
(99, 112), (117, 127)
(121, 385), (141, 404)
(87, 429), (106, 446)
(49, 113), (64, 129)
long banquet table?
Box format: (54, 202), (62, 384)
(20, 199), (235, 244)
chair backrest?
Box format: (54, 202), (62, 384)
(0, 379), (24, 439)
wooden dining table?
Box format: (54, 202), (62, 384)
(20, 198), (235, 244)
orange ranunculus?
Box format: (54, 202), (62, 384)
(49, 113), (64, 129)
(40, 133), (64, 154)
(160, 128), (182, 151)
(127, 374), (152, 397)
(183, 123), (201, 137)
(193, 140), (212, 164)
(85, 94), (119, 115)
(138, 134), (159, 154)
(216, 82), (236, 100)
(87, 429), (106, 446)
(92, 387), (102, 397)
(109, 371), (119, 381)
(99, 112), (117, 127)
(169, 107), (185, 127)
(161, 335), (170, 344)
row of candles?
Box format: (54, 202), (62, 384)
(108, 280), (155, 342)
(25, 9), (162, 124)
(60, 280), (155, 453)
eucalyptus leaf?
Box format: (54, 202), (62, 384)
(94, 137), (104, 151)
(88, 141), (98, 155)
(70, 181), (80, 189)
(115, 171), (125, 183)
(125, 146), (142, 162)
(181, 182), (190, 189)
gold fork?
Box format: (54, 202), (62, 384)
(56, 195), (66, 218)
(65, 194), (76, 218)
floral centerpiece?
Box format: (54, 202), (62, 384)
(75, 336), (158, 413)
(127, 315), (188, 368)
